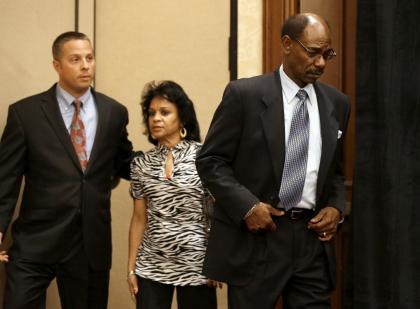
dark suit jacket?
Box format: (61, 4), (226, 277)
(196, 70), (350, 286)
(0, 84), (133, 271)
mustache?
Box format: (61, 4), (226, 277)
(308, 69), (324, 75)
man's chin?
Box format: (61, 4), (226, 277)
(77, 82), (92, 90)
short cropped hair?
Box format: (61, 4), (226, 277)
(140, 80), (201, 145)
(281, 14), (331, 40)
(52, 31), (91, 60)
(281, 14), (310, 39)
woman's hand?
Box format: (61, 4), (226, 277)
(127, 273), (139, 302)
(0, 232), (8, 263)
(207, 279), (223, 288)
(0, 251), (9, 263)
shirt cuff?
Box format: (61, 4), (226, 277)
(243, 203), (258, 220)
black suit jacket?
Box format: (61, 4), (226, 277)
(196, 70), (350, 286)
(0, 84), (133, 271)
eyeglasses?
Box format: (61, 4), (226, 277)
(293, 38), (336, 61)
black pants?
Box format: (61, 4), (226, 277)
(136, 277), (217, 309)
(3, 243), (109, 309)
(228, 215), (332, 309)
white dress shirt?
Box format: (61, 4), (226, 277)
(279, 65), (322, 209)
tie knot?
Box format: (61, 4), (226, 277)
(73, 99), (82, 113)
(296, 89), (308, 102)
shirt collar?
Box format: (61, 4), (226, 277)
(56, 84), (92, 109)
(279, 65), (314, 105)
(156, 139), (191, 154)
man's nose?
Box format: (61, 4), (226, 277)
(81, 58), (89, 69)
(314, 55), (327, 68)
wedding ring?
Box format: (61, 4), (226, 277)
(322, 232), (326, 237)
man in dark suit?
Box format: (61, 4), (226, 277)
(196, 13), (350, 309)
(0, 31), (133, 309)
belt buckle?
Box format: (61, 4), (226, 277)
(289, 209), (304, 220)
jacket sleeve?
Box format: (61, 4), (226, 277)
(0, 105), (26, 234)
(113, 106), (134, 182)
(196, 82), (259, 227)
(325, 96), (351, 214)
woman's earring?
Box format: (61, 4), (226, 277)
(180, 127), (187, 139)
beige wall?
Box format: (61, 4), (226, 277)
(0, 1), (230, 308)
(238, 0), (263, 78)
(0, 0), (74, 128)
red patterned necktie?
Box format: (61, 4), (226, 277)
(70, 99), (88, 171)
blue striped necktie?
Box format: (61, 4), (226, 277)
(278, 89), (310, 211)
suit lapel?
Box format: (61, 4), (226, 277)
(41, 85), (83, 172)
(85, 90), (111, 174)
(260, 71), (286, 187)
(259, 75), (339, 203)
(315, 82), (339, 200)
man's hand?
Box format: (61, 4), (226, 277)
(307, 206), (341, 241)
(245, 202), (284, 232)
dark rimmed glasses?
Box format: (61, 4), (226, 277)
(293, 38), (337, 61)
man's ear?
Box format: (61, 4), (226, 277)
(281, 35), (293, 55)
(52, 59), (60, 73)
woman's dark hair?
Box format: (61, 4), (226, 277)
(140, 80), (201, 145)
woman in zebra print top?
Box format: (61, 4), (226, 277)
(127, 80), (219, 309)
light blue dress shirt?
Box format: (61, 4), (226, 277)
(56, 84), (98, 160)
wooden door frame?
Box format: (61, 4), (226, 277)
(263, 0), (300, 73)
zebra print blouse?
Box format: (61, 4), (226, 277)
(130, 140), (208, 286)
